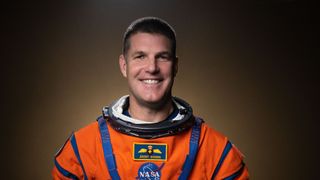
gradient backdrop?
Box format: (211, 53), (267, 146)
(3, 0), (318, 179)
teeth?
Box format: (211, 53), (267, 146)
(143, 79), (159, 84)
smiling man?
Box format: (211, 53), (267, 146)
(52, 17), (249, 179)
(119, 31), (177, 122)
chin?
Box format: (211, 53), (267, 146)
(144, 94), (171, 105)
(143, 97), (163, 104)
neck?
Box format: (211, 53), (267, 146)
(128, 97), (174, 123)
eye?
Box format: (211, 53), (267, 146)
(157, 54), (171, 61)
(135, 54), (145, 60)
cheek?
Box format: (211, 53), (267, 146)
(162, 64), (175, 77)
(127, 64), (141, 78)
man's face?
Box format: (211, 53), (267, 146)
(119, 32), (177, 108)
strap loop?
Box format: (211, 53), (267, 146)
(98, 116), (121, 180)
(178, 117), (202, 180)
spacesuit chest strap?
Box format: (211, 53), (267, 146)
(178, 117), (203, 180)
(98, 116), (121, 180)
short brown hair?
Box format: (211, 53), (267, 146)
(122, 17), (176, 57)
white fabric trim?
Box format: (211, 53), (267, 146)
(111, 95), (185, 124)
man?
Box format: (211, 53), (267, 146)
(52, 17), (249, 179)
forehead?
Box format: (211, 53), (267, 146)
(128, 33), (172, 54)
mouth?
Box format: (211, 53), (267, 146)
(142, 79), (161, 84)
(140, 78), (163, 85)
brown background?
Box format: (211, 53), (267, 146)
(2, 0), (318, 179)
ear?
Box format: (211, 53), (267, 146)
(173, 56), (178, 77)
(119, 54), (127, 78)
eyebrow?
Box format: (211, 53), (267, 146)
(156, 51), (171, 55)
(131, 51), (145, 57)
(155, 51), (173, 58)
(130, 51), (172, 57)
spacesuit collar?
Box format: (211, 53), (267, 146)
(102, 95), (195, 139)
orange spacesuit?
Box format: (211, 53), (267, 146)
(52, 97), (249, 179)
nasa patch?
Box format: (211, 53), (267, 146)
(137, 162), (164, 180)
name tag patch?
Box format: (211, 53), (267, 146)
(133, 143), (167, 161)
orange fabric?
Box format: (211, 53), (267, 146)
(53, 119), (249, 179)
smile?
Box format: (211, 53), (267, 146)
(142, 79), (160, 84)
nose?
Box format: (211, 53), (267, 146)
(146, 58), (160, 74)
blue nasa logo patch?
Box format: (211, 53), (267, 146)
(137, 162), (164, 180)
